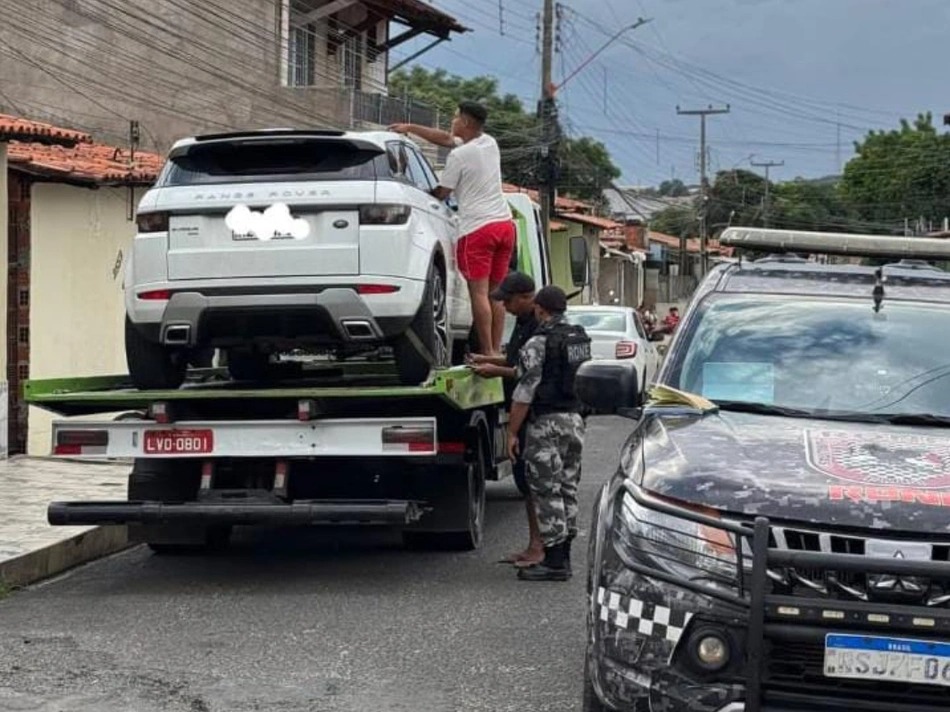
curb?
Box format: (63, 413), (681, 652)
(0, 526), (131, 590)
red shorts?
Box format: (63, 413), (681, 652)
(456, 220), (516, 283)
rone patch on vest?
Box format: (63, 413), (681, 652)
(806, 429), (950, 489)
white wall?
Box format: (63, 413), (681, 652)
(27, 183), (142, 454)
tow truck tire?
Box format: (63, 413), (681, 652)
(127, 460), (231, 555)
(125, 317), (187, 390)
(394, 263), (450, 386)
(402, 434), (487, 552)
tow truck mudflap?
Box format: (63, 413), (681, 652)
(47, 499), (425, 526)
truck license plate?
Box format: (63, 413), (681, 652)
(824, 634), (950, 688)
(143, 429), (214, 454)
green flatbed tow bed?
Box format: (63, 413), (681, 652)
(29, 364), (510, 552)
(25, 364), (504, 417)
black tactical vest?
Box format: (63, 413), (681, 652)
(533, 321), (592, 416)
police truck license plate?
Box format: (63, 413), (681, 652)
(143, 429), (214, 454)
(824, 634), (950, 688)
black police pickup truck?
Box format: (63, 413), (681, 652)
(578, 228), (950, 712)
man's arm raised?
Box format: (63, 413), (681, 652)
(389, 123), (457, 148)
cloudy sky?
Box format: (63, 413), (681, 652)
(397, 0), (948, 187)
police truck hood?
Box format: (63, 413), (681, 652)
(636, 410), (950, 532)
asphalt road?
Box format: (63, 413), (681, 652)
(0, 417), (632, 712)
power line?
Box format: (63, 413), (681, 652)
(677, 104), (731, 274)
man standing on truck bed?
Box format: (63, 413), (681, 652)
(469, 272), (543, 567)
(390, 101), (515, 357)
(506, 286), (590, 582)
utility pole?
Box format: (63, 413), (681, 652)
(750, 158), (784, 228)
(538, 0), (558, 244)
(676, 104), (730, 277)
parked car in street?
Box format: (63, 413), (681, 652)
(577, 228), (950, 712)
(565, 305), (662, 399)
(124, 128), (471, 389)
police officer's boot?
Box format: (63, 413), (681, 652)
(517, 541), (571, 582)
(564, 534), (575, 575)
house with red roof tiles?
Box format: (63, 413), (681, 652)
(0, 115), (164, 454)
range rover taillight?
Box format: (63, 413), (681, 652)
(359, 205), (411, 225)
(136, 211), (170, 232)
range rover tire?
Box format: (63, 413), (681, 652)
(125, 317), (186, 390)
(394, 264), (450, 385)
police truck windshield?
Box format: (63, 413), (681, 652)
(668, 294), (950, 420)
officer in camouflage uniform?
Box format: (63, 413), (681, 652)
(507, 285), (590, 582)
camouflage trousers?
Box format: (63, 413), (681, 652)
(524, 412), (586, 548)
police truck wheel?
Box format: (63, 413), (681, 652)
(125, 317), (186, 390)
(582, 657), (608, 712)
(127, 459), (231, 555)
(394, 264), (450, 385)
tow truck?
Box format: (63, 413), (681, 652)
(26, 193), (594, 554)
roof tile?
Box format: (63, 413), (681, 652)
(559, 212), (623, 230)
(0, 113), (91, 147)
(8, 141), (164, 185)
(502, 182), (591, 211)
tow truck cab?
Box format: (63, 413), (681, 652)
(578, 228), (950, 712)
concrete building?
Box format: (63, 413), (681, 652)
(1, 114), (163, 455)
(0, 0), (465, 152)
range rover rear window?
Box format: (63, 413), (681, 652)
(158, 139), (387, 186)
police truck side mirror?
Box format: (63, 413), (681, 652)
(569, 236), (590, 288)
(575, 361), (642, 417)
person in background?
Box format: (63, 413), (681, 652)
(507, 286), (591, 582)
(390, 101), (514, 357)
(662, 306), (680, 334)
(469, 272), (543, 567)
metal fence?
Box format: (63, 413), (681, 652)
(350, 91), (441, 129)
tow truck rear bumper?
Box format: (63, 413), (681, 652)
(48, 499), (424, 526)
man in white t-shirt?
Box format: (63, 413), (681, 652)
(390, 101), (515, 356)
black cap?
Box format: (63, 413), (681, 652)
(491, 272), (536, 301)
(534, 285), (568, 314)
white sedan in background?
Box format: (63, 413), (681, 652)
(565, 305), (663, 398)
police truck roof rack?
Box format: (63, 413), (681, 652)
(720, 227), (950, 261)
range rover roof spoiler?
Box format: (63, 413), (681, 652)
(194, 129), (347, 142)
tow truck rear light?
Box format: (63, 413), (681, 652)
(615, 340), (638, 359)
(382, 424), (435, 453)
(137, 289), (172, 301)
(55, 429), (108, 455)
(359, 204), (411, 225)
(356, 284), (401, 295)
(136, 211), (169, 233)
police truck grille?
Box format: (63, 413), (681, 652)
(760, 525), (950, 608)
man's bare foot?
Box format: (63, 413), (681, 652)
(502, 546), (544, 567)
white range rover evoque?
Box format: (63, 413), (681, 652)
(124, 128), (475, 389)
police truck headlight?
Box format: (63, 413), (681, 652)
(613, 488), (739, 587)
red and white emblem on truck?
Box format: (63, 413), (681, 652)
(806, 429), (950, 489)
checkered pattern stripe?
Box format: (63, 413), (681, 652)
(596, 587), (693, 644)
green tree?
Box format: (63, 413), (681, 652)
(772, 179), (853, 233)
(388, 67), (620, 203)
(841, 113), (950, 229)
(657, 179), (689, 197)
(650, 205), (696, 238)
